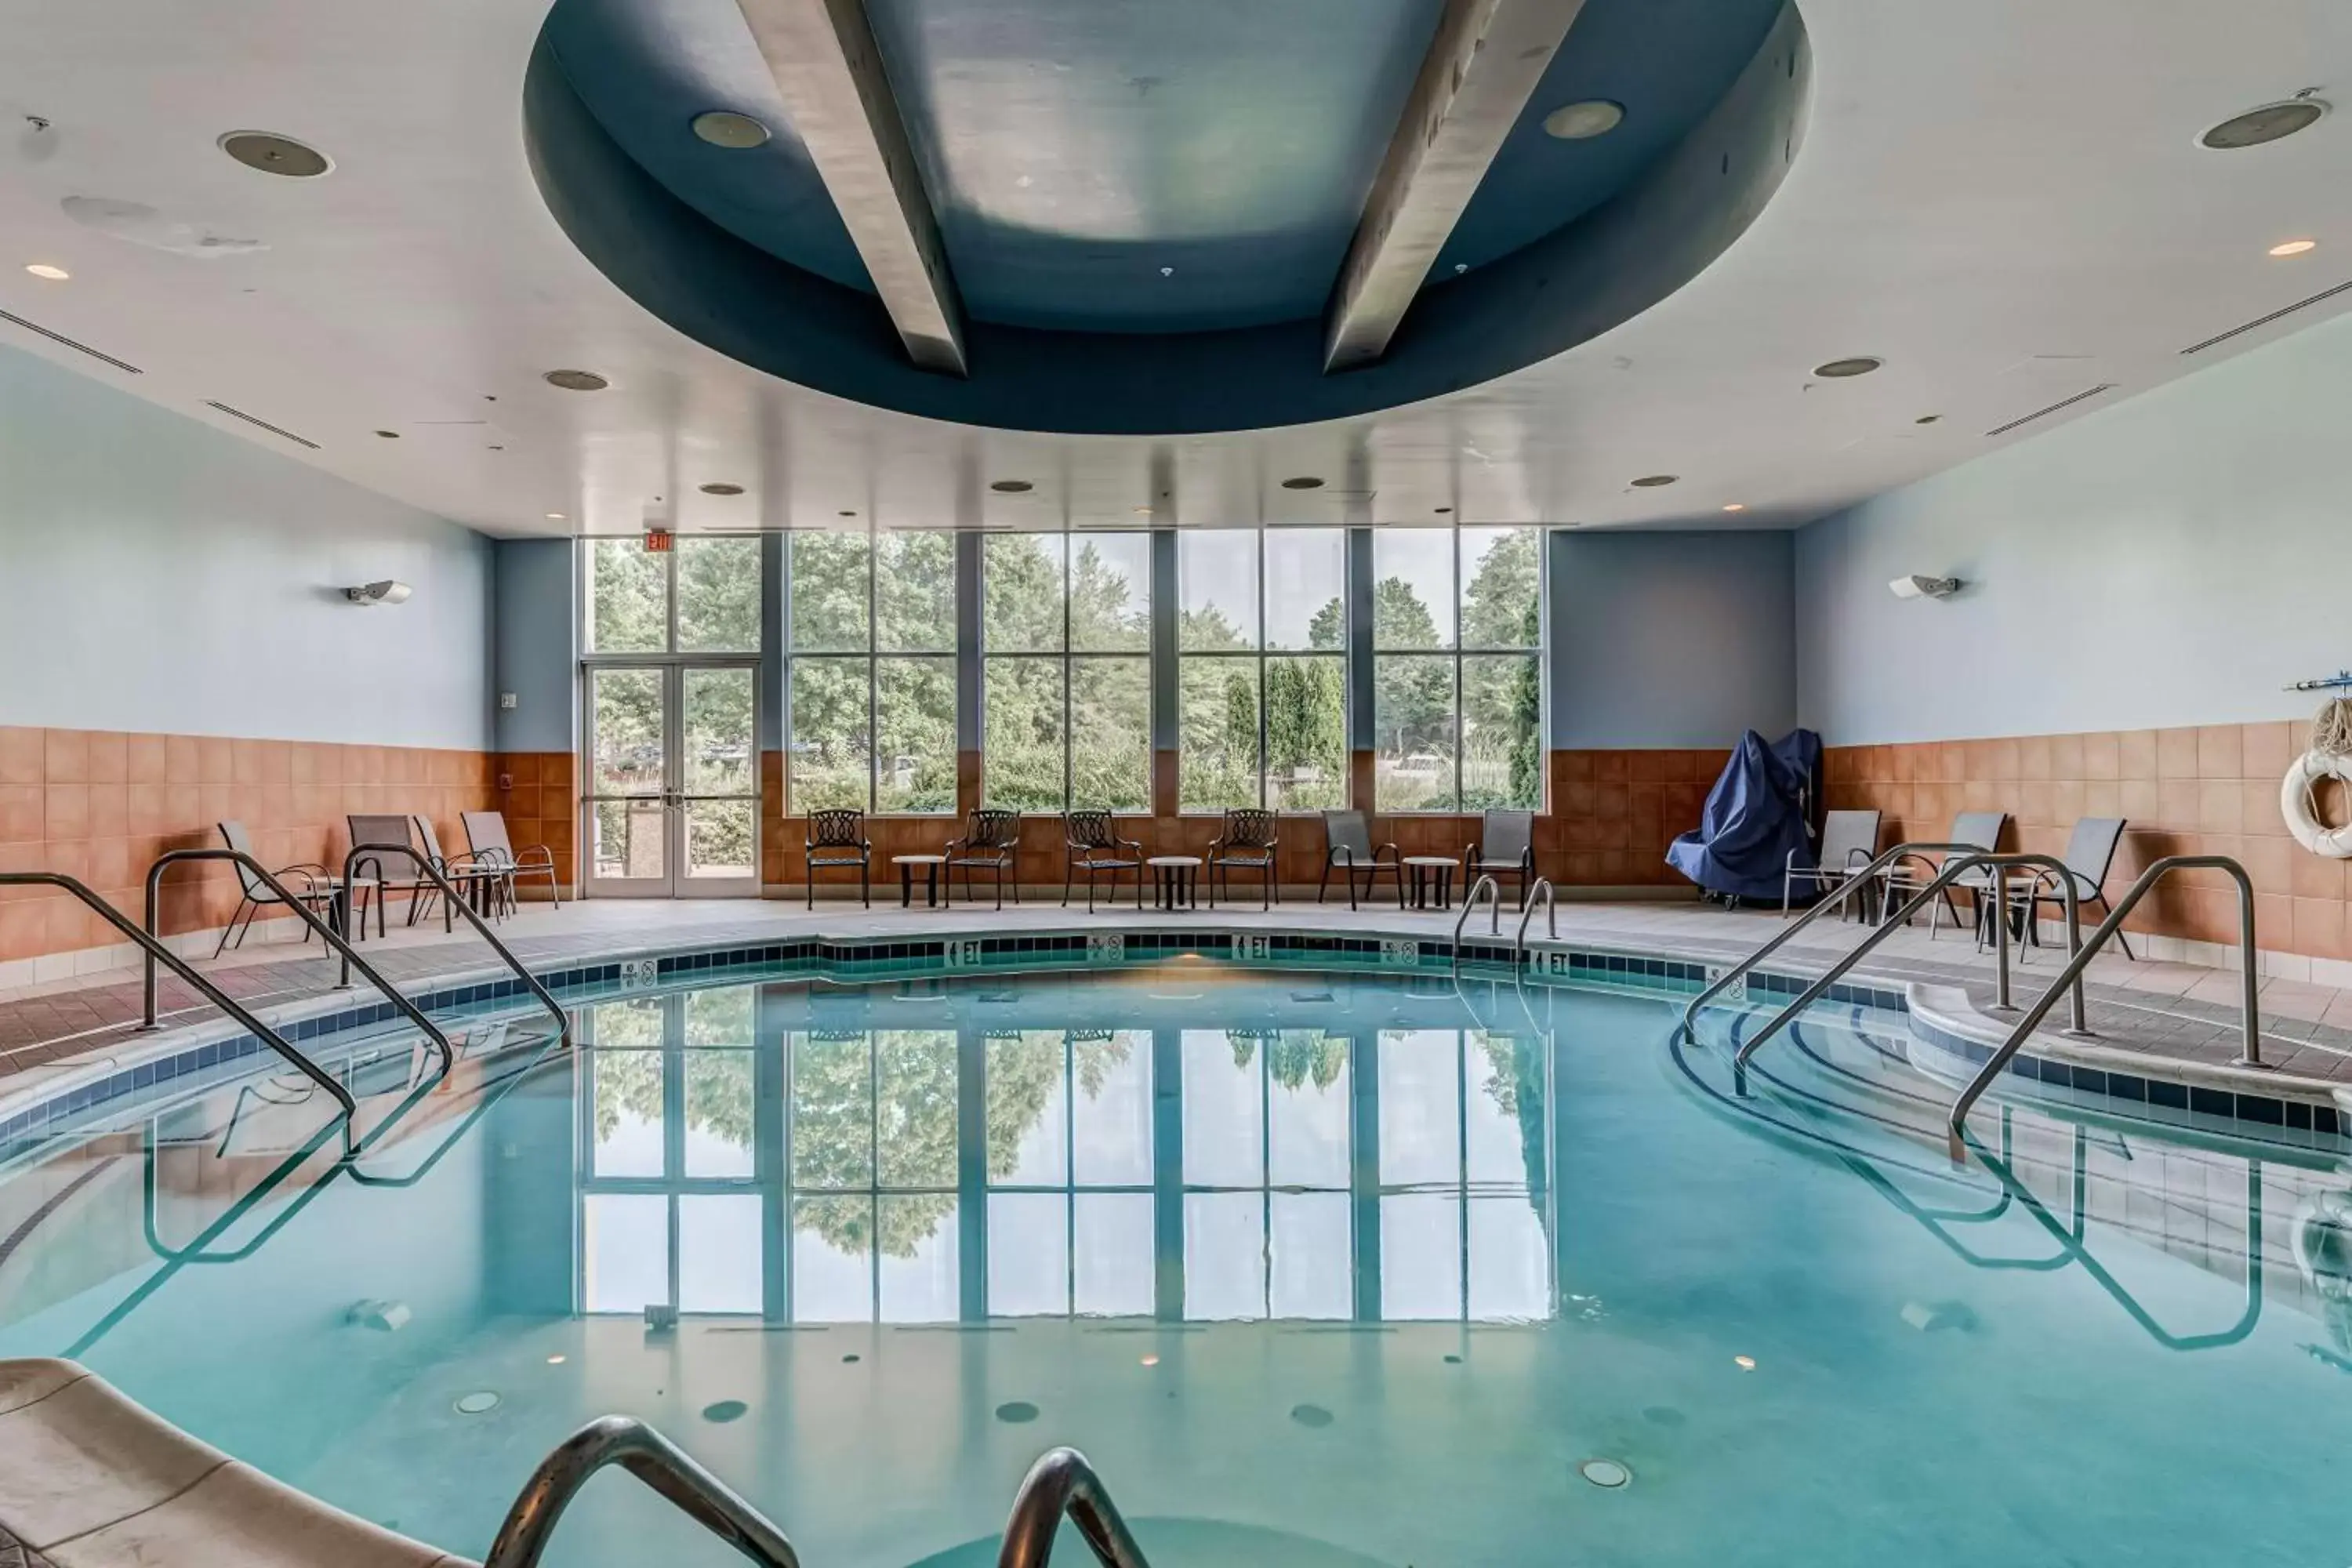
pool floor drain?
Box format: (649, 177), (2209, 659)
(453, 1392), (501, 1415)
(996, 1401), (1039, 1424)
(1578, 1458), (1632, 1489)
(1290, 1403), (1334, 1428)
(702, 1399), (748, 1424)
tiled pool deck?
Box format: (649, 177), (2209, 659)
(2, 893), (2350, 1090)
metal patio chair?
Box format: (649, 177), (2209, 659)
(212, 820), (352, 955)
(1462, 808), (1537, 910)
(1782, 808), (1883, 920)
(1991, 815), (2136, 960)
(946, 808), (1023, 909)
(804, 808), (872, 908)
(1208, 808), (1279, 908)
(1878, 810), (2009, 938)
(1317, 809), (1402, 909)
(1063, 809), (1145, 911)
(463, 810), (563, 909)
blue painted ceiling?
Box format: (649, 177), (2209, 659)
(545, 0), (1784, 336)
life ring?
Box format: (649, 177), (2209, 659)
(2282, 750), (2352, 858)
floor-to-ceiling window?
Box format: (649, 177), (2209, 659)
(1371, 526), (1543, 813)
(982, 532), (1152, 812)
(1177, 528), (1348, 813)
(785, 528), (957, 815)
(579, 537), (764, 895)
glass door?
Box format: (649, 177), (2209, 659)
(584, 662), (760, 898)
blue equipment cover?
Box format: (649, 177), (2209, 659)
(1664, 728), (1824, 900)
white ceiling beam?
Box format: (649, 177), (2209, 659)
(1323, 0), (1589, 374)
(734, 0), (966, 376)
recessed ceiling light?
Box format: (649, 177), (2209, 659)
(989, 479), (1033, 493)
(691, 111), (771, 150)
(545, 512), (567, 521)
(1543, 100), (1624, 140)
(24, 263), (68, 281)
(375, 429), (399, 439)
(699, 481), (745, 495)
(1159, 266), (1174, 278)
(1131, 505), (1153, 515)
(543, 369), (609, 392)
(546, 1354), (566, 1364)
(2269, 238), (2318, 257)
(2200, 98), (2328, 151)
(1722, 503), (1746, 513)
(219, 130), (333, 178)
(1629, 474), (1678, 488)
(1813, 357), (1883, 378)
(1280, 476), (1326, 490)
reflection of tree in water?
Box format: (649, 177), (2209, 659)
(590, 996), (757, 1149)
(788, 1029), (1142, 1258)
(1225, 1029), (1348, 1091)
(1474, 1031), (1550, 1216)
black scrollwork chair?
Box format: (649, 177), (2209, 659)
(946, 808), (1023, 910)
(804, 808), (871, 908)
(1208, 808), (1279, 909)
(1317, 809), (1402, 909)
(1064, 809), (1144, 912)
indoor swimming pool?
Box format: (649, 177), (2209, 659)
(1, 964), (2347, 1568)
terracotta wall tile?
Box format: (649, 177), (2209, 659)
(2154, 727), (2198, 779)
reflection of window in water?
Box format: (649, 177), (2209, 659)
(791, 1030), (962, 1322)
(577, 996), (1552, 1326)
(580, 995), (762, 1316)
(1184, 1028), (1353, 1320)
(986, 1029), (1155, 1316)
(1379, 1030), (1549, 1323)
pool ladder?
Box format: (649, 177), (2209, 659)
(489, 1432), (1145, 1568)
(1679, 844), (2263, 1153)
(1450, 873), (1558, 976)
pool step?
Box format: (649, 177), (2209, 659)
(0, 1360), (464, 1566)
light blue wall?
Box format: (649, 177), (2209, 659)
(1548, 528), (1796, 746)
(492, 538), (579, 753)
(1796, 312), (2352, 745)
(0, 345), (493, 748)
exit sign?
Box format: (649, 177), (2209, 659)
(644, 528), (673, 554)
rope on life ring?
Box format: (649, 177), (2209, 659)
(2283, 749), (2352, 858)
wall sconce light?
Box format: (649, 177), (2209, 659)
(1888, 574), (1961, 601)
(343, 580), (413, 606)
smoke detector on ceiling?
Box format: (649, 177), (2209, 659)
(2199, 96), (2329, 151)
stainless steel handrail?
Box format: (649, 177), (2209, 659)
(1678, 841), (1982, 1036)
(1949, 854), (2261, 1148)
(998, 1447), (1152, 1568)
(1515, 876), (1557, 961)
(0, 871), (354, 1123)
(1733, 851), (2088, 1067)
(343, 842), (572, 1049)
(485, 1416), (800, 1568)
(137, 848), (454, 1068)
(1448, 873), (1503, 975)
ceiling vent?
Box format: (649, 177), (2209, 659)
(1983, 383), (2115, 437)
(2179, 278), (2352, 356)
(203, 401), (321, 449)
(0, 308), (140, 374)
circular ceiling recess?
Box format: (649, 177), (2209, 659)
(219, 130), (332, 178)
(1544, 100), (1626, 140)
(699, 481), (745, 495)
(543, 368), (609, 391)
(989, 479), (1033, 493)
(691, 110), (771, 148)
(1630, 474), (1679, 487)
(1281, 476), (1327, 490)
(2200, 99), (2328, 150)
(526, 0), (1811, 434)
(1813, 356), (1882, 378)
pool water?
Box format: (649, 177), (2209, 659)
(2, 964), (2350, 1567)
